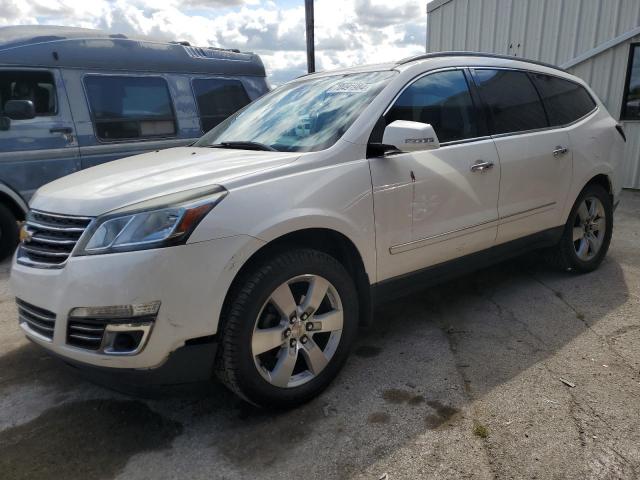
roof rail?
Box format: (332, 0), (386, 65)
(397, 51), (566, 73)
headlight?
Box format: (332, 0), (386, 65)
(76, 185), (227, 255)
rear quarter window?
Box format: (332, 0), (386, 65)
(531, 73), (596, 126)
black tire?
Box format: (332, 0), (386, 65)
(0, 204), (19, 262)
(215, 248), (359, 408)
(545, 183), (613, 273)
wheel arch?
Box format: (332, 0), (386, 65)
(223, 228), (373, 327)
(585, 173), (613, 199)
(0, 182), (28, 221)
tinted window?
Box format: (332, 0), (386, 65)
(474, 69), (548, 135)
(386, 70), (479, 143)
(0, 70), (56, 116)
(84, 76), (176, 141)
(622, 44), (640, 120)
(531, 74), (595, 125)
(192, 78), (251, 133)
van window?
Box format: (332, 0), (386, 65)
(386, 70), (479, 143)
(192, 78), (251, 133)
(473, 69), (548, 135)
(84, 76), (176, 141)
(0, 71), (56, 116)
(531, 74), (596, 125)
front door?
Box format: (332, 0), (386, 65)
(370, 69), (500, 281)
(0, 68), (79, 201)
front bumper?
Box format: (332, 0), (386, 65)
(10, 234), (264, 371)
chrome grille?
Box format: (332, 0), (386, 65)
(17, 299), (56, 340)
(17, 210), (93, 268)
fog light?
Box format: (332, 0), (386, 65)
(112, 331), (144, 352)
(69, 301), (160, 319)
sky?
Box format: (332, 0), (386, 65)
(0, 0), (427, 84)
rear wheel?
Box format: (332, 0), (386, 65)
(215, 249), (358, 408)
(0, 204), (19, 262)
(546, 184), (613, 273)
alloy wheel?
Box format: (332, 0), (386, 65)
(573, 196), (606, 261)
(251, 274), (343, 388)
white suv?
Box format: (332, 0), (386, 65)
(11, 53), (625, 407)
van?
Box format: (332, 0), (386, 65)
(0, 25), (268, 260)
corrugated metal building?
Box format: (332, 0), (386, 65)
(426, 0), (640, 188)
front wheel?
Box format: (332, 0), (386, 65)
(215, 249), (358, 408)
(546, 184), (613, 273)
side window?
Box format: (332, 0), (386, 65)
(192, 78), (251, 133)
(531, 73), (596, 125)
(473, 69), (548, 135)
(0, 70), (57, 116)
(622, 44), (640, 121)
(386, 70), (479, 143)
(84, 75), (176, 141)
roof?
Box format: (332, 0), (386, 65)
(0, 25), (265, 77)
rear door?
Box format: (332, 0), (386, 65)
(472, 68), (572, 244)
(0, 68), (79, 201)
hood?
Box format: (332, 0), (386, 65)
(30, 147), (300, 216)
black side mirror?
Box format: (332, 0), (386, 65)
(4, 100), (35, 120)
(0, 116), (9, 131)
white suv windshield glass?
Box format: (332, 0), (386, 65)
(195, 71), (396, 152)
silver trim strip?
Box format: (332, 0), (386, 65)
(25, 220), (86, 233)
(17, 303), (56, 322)
(16, 254), (67, 269)
(30, 210), (93, 221)
(25, 233), (77, 245)
(390, 218), (498, 255)
(68, 324), (104, 333)
(68, 333), (102, 342)
(19, 322), (53, 343)
(18, 314), (55, 332)
(389, 202), (558, 255)
(499, 202), (556, 221)
(20, 244), (69, 257)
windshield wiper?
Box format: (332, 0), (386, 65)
(207, 141), (278, 152)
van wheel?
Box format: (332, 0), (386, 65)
(0, 204), (19, 262)
(546, 184), (613, 273)
(215, 249), (358, 408)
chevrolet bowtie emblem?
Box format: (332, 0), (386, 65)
(19, 223), (32, 243)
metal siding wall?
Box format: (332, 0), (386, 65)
(427, 0), (640, 187)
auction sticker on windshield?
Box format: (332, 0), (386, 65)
(326, 81), (370, 94)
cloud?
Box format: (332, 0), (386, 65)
(0, 0), (426, 84)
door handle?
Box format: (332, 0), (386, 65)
(470, 160), (494, 172)
(49, 127), (73, 134)
(553, 146), (569, 157)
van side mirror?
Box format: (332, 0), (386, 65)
(0, 116), (9, 131)
(382, 120), (440, 152)
(4, 100), (36, 120)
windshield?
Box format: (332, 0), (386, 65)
(194, 71), (396, 152)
